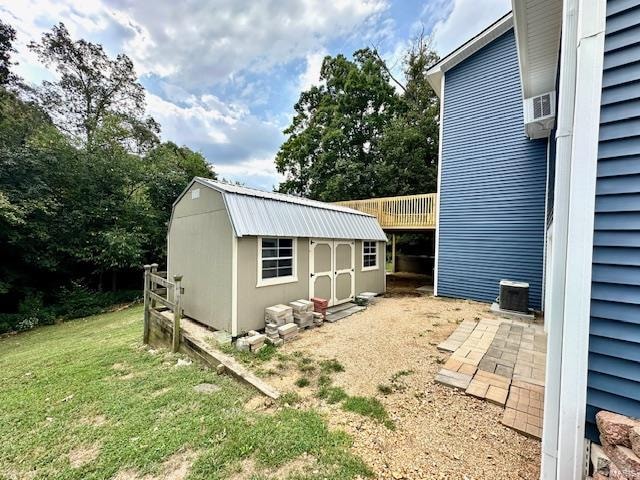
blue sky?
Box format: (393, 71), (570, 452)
(1, 0), (509, 190)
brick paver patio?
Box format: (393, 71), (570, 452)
(435, 316), (546, 439)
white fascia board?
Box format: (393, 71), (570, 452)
(433, 74), (445, 297)
(556, 0), (606, 478)
(426, 13), (514, 96)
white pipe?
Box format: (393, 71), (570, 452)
(540, 0), (579, 477)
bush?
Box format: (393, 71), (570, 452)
(53, 282), (140, 319)
(0, 284), (141, 335)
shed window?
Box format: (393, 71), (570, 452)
(362, 241), (378, 270)
(259, 237), (296, 284)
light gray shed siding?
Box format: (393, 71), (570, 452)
(236, 237), (310, 333)
(354, 240), (386, 294)
(168, 184), (233, 332)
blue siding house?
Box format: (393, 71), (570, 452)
(428, 1), (640, 478)
(438, 28), (547, 309)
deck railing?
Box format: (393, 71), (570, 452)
(335, 193), (437, 229)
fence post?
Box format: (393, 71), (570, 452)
(172, 274), (183, 353)
(143, 265), (151, 344)
(150, 263), (159, 309)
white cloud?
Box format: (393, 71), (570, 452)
(297, 50), (328, 92)
(215, 157), (283, 190)
(430, 0), (511, 56)
(108, 0), (388, 87)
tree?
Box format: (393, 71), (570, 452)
(276, 39), (440, 201)
(276, 49), (403, 201)
(0, 20), (16, 86)
(377, 33), (440, 196)
(29, 23), (158, 151)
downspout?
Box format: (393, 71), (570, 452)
(540, 0), (578, 477)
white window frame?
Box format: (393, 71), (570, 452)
(256, 237), (298, 287)
(361, 240), (379, 271)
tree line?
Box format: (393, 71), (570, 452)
(0, 22), (214, 332)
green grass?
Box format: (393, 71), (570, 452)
(295, 377), (311, 388)
(317, 386), (348, 404)
(319, 359), (345, 373)
(0, 305), (370, 479)
(342, 397), (394, 429)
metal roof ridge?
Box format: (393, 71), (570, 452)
(194, 177), (373, 217)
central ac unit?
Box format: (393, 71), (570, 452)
(523, 91), (556, 139)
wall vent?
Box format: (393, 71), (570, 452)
(524, 91), (556, 139)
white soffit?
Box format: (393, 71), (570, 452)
(426, 12), (514, 96)
(512, 0), (563, 98)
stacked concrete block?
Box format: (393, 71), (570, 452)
(595, 410), (640, 480)
(265, 304), (293, 326)
(278, 323), (299, 343)
(246, 332), (266, 353)
(235, 337), (250, 352)
(264, 322), (283, 346)
(290, 299), (313, 313)
(312, 311), (324, 327)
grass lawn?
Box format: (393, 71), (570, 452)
(0, 305), (370, 480)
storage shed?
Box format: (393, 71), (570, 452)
(167, 177), (387, 336)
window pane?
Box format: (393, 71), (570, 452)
(278, 258), (292, 268)
(262, 238), (277, 248)
(278, 248), (293, 258)
(278, 266), (293, 277)
(262, 259), (277, 269)
(262, 268), (278, 278)
(262, 248), (278, 258)
(279, 238), (293, 248)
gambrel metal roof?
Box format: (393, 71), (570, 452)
(188, 177), (387, 241)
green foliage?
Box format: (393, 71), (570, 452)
(0, 22), (215, 332)
(0, 306), (371, 479)
(342, 396), (394, 429)
(276, 36), (439, 201)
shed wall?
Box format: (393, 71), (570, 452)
(586, 0), (640, 440)
(236, 237), (310, 333)
(168, 184), (233, 332)
(437, 28), (547, 309)
(354, 240), (386, 295)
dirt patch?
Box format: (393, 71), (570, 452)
(111, 362), (129, 371)
(261, 294), (540, 479)
(228, 454), (317, 480)
(150, 387), (171, 398)
(80, 414), (107, 427)
(112, 449), (198, 480)
(68, 442), (101, 468)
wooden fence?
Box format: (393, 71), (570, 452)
(334, 193), (437, 229)
(143, 263), (183, 352)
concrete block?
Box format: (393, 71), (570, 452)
(247, 334), (266, 346)
(278, 323), (298, 336)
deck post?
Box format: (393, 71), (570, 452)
(143, 265), (151, 344)
(172, 274), (183, 353)
(391, 234), (396, 273)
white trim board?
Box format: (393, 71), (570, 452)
(556, 0), (606, 478)
(433, 74), (445, 297)
(426, 12), (513, 95)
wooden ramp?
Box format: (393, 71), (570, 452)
(148, 309), (280, 400)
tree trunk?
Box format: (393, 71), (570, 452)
(111, 270), (117, 292)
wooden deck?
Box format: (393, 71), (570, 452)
(334, 193), (437, 230)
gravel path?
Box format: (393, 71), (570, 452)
(259, 289), (541, 479)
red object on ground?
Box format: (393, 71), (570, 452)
(311, 297), (328, 315)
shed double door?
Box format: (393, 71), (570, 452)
(309, 239), (355, 306)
